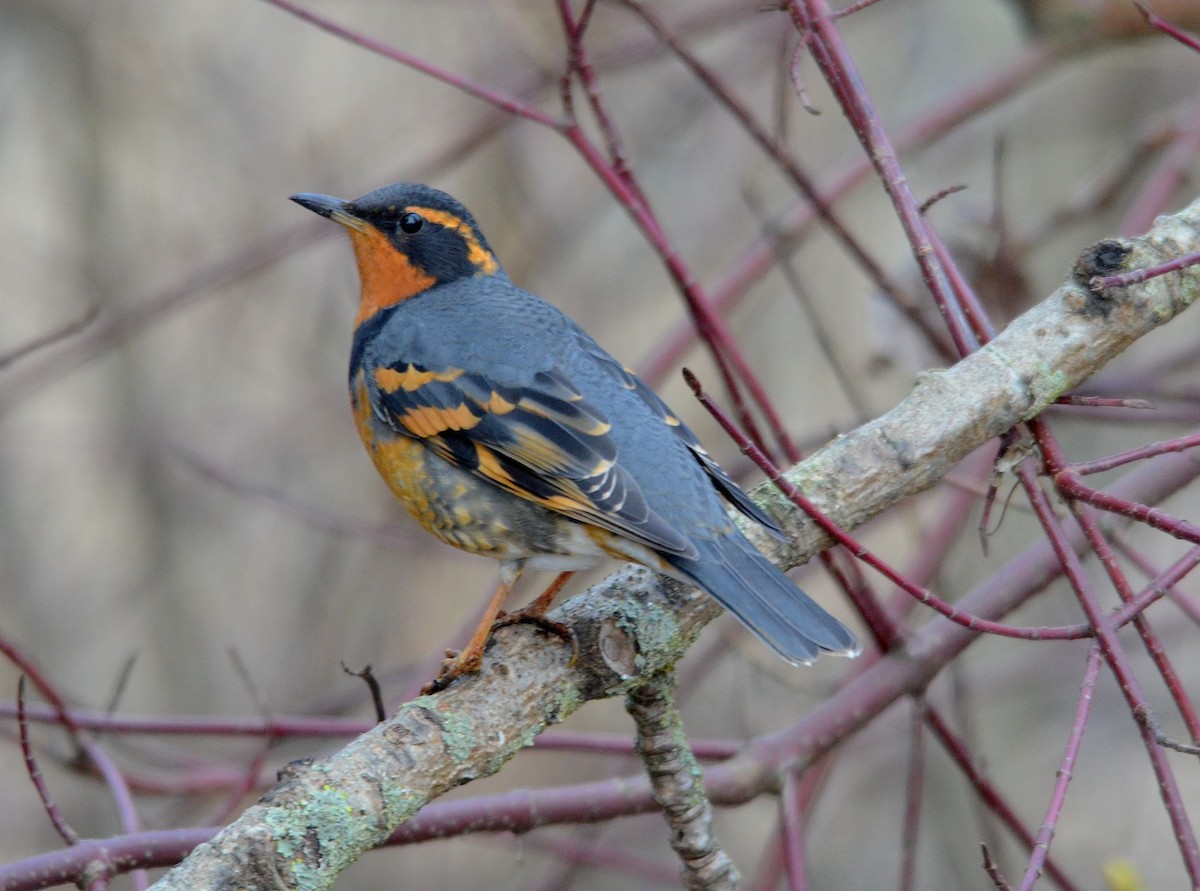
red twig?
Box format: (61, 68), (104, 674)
(778, 769), (810, 891)
(618, 0), (911, 337)
(637, 43), (1058, 387)
(899, 699), (927, 891)
(1040, 428), (1200, 742)
(2, 703), (366, 738)
(1090, 247), (1200, 291)
(688, 367), (1200, 891)
(85, 743), (146, 890)
(822, 546), (893, 651)
(818, 565), (1083, 890)
(925, 711), (1077, 891)
(17, 678), (80, 845)
(746, 827), (787, 891)
(1015, 645), (1102, 891)
(544, 6), (800, 465)
(1054, 469), (1200, 545)
(0, 829), (213, 891)
(831, 0), (887, 18)
(0, 633), (83, 746)
(260, 0), (563, 128)
(916, 715), (1080, 891)
(1087, 503), (1200, 739)
(1134, 0), (1200, 52)
(5, 644), (147, 889)
(787, 0), (979, 359)
(1102, 545), (1200, 635)
(982, 844), (1014, 890)
(1019, 427), (1200, 883)
(924, 215), (997, 345)
(559, 0), (648, 214)
(1110, 534), (1200, 627)
(1, 701), (739, 758)
(1071, 430), (1200, 475)
(889, 447), (997, 620)
(1054, 395), (1154, 410)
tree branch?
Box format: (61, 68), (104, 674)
(148, 198), (1200, 890)
(626, 670), (738, 890)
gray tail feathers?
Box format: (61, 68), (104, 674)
(670, 538), (859, 665)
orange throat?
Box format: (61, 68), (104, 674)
(348, 225), (436, 326)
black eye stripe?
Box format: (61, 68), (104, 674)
(399, 212), (424, 235)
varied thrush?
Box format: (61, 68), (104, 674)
(291, 183), (858, 689)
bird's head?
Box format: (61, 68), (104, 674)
(291, 183), (501, 325)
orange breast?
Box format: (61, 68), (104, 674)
(352, 371), (437, 528)
(350, 371), (613, 563)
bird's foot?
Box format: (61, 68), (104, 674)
(421, 647), (484, 695)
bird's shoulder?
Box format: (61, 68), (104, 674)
(357, 277), (631, 389)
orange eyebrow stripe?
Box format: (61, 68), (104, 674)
(347, 224), (436, 327)
(411, 206), (500, 276)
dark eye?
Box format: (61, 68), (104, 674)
(398, 212), (424, 235)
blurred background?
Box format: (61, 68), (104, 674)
(2, 0), (1200, 888)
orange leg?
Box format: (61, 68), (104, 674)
(492, 570), (577, 663)
(423, 567), (519, 694)
(500, 570), (573, 622)
(423, 569), (576, 694)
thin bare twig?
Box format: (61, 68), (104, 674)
(778, 768), (810, 891)
(1015, 646), (1102, 891)
(17, 678), (80, 846)
(1091, 248), (1200, 291)
(1134, 0), (1200, 52)
(0, 307), (98, 371)
(1018, 436), (1200, 883)
(982, 844), (1014, 890)
(899, 698), (927, 891)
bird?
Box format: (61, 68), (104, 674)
(291, 182), (858, 690)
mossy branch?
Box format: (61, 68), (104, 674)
(149, 199), (1200, 890)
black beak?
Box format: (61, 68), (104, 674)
(290, 193), (367, 232)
